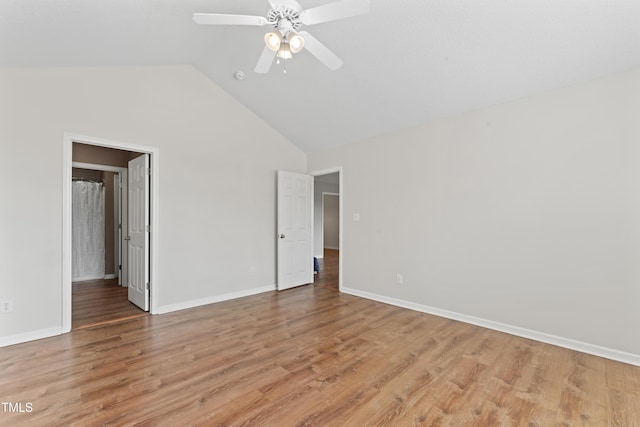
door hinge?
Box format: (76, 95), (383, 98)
(145, 225), (151, 232)
(146, 168), (151, 176)
(146, 282), (150, 290)
(119, 264), (122, 270)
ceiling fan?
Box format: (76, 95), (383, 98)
(193, 0), (370, 74)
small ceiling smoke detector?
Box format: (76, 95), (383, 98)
(234, 70), (246, 81)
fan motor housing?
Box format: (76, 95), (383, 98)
(267, 1), (302, 33)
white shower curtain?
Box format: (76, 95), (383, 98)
(72, 181), (105, 281)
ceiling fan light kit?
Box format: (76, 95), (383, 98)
(277, 43), (293, 60)
(288, 33), (305, 53)
(265, 32), (283, 51)
(193, 0), (370, 74)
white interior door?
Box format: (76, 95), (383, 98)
(277, 171), (313, 290)
(128, 154), (150, 310)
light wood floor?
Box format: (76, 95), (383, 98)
(2, 250), (640, 426)
(72, 278), (147, 330)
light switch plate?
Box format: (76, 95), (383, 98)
(0, 300), (13, 313)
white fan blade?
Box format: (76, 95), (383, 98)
(300, 0), (369, 26)
(193, 13), (268, 26)
(255, 46), (277, 74)
(298, 31), (343, 70)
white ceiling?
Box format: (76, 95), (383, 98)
(1, 1), (639, 153)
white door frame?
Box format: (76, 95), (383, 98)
(72, 161), (126, 283)
(62, 133), (160, 333)
(309, 167), (343, 291)
(114, 173), (121, 284)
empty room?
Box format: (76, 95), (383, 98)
(1, 1), (640, 425)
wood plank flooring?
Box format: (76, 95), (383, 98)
(72, 278), (147, 330)
(314, 249), (339, 290)
(2, 252), (640, 426)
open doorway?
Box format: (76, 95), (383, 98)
(71, 156), (147, 329)
(62, 134), (159, 333)
(312, 169), (342, 291)
(71, 163), (125, 283)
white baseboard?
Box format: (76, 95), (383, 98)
(342, 287), (640, 367)
(104, 274), (116, 280)
(156, 285), (276, 315)
(72, 274), (105, 282)
(0, 327), (63, 348)
(315, 255), (324, 259)
(324, 246), (339, 250)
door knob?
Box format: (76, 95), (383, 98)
(279, 234), (285, 239)
(124, 236), (131, 241)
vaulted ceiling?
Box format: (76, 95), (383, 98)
(2, 0), (639, 153)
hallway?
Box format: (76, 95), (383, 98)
(314, 249), (339, 290)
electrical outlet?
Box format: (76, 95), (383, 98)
(396, 274), (403, 285)
(0, 300), (13, 313)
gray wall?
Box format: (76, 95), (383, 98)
(0, 65), (305, 342)
(323, 194), (339, 250)
(309, 69), (640, 359)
